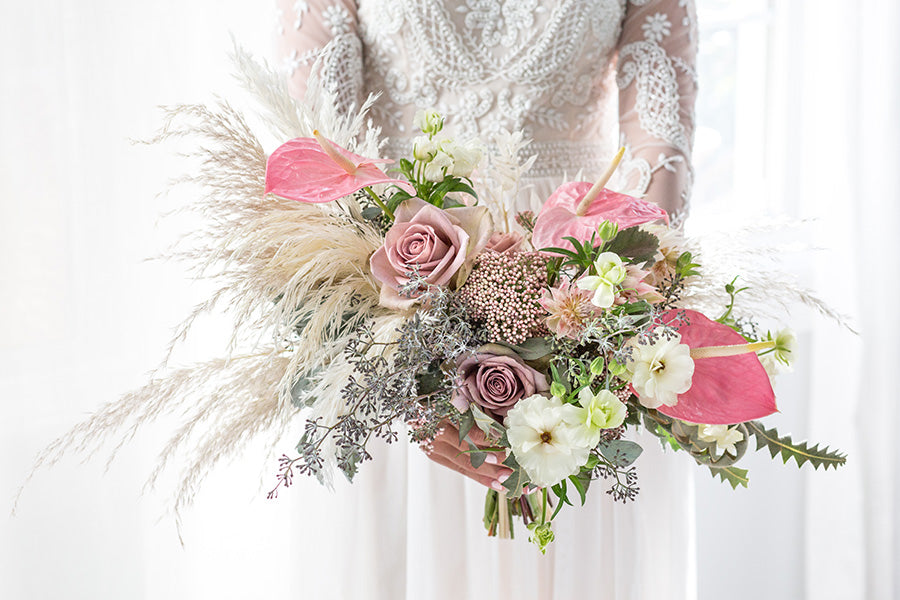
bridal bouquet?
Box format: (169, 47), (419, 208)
(261, 109), (847, 550)
(29, 53), (846, 552)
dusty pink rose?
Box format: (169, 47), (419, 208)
(485, 231), (524, 254)
(452, 346), (550, 421)
(370, 198), (491, 309)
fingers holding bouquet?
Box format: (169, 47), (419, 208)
(424, 421), (512, 491)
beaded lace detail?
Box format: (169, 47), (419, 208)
(277, 0), (697, 220)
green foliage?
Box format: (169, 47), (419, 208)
(388, 158), (477, 209)
(457, 410), (475, 444)
(540, 234), (600, 276)
(675, 251), (701, 278)
(501, 453), (531, 499)
(605, 226), (659, 264)
(470, 404), (506, 440)
(716, 276), (749, 326)
(496, 336), (553, 361)
(597, 439), (643, 467)
(569, 470), (591, 505)
(746, 421), (847, 470)
(466, 442), (487, 468)
(709, 465), (750, 489)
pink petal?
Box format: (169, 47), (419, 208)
(655, 309), (777, 425)
(531, 183), (669, 251)
(264, 137), (413, 203)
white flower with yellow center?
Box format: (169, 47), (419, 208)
(505, 394), (591, 488)
(626, 333), (695, 408)
(570, 388), (627, 447)
(697, 424), (744, 456)
(577, 252), (627, 308)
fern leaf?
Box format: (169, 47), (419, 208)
(746, 421), (847, 470)
(709, 465), (750, 489)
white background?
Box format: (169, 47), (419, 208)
(1, 1), (896, 599)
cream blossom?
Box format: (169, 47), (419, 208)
(576, 252), (627, 308)
(571, 388), (627, 447)
(441, 138), (484, 178)
(697, 424), (744, 457)
(413, 108), (443, 135)
(412, 135), (436, 161)
(771, 328), (797, 365)
(423, 150), (454, 182)
(505, 394), (591, 487)
(626, 334), (695, 408)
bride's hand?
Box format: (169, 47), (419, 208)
(424, 421), (512, 491)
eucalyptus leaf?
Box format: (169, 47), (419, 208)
(598, 439), (644, 467)
(495, 337), (553, 361)
(290, 372), (319, 408)
(467, 443), (487, 469)
(457, 410), (475, 444)
(501, 454), (531, 498)
(470, 404), (505, 440)
(361, 206), (383, 221)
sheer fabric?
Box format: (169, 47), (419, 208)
(275, 2), (699, 599)
(278, 0), (697, 221)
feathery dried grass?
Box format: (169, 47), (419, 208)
(683, 220), (856, 332)
(18, 50), (394, 517)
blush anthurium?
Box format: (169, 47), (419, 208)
(264, 131), (414, 217)
(531, 148), (669, 251)
(652, 309), (778, 425)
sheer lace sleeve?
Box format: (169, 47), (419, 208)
(616, 0), (698, 226)
(276, 0), (363, 111)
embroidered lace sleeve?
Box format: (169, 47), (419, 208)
(277, 0), (363, 112)
(617, 0), (698, 225)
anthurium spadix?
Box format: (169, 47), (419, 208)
(531, 147), (669, 251)
(264, 131), (414, 204)
(653, 309), (778, 425)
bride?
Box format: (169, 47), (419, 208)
(276, 1), (698, 598)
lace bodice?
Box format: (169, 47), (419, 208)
(277, 0), (697, 222)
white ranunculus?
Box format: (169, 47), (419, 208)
(626, 333), (694, 408)
(571, 388), (627, 447)
(697, 424), (744, 456)
(423, 150), (453, 182)
(576, 252), (627, 308)
(505, 394), (591, 488)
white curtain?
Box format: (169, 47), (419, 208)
(1, 1), (895, 599)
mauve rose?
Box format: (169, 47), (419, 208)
(452, 346), (550, 421)
(485, 231), (524, 254)
(370, 198), (491, 309)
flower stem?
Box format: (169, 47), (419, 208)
(364, 186), (394, 220)
(541, 487), (548, 525)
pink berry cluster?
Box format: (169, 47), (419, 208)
(457, 249), (549, 345)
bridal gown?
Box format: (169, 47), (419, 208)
(276, 2), (698, 598)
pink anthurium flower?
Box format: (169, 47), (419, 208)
(264, 131), (414, 204)
(652, 309), (778, 425)
(531, 182), (669, 251)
